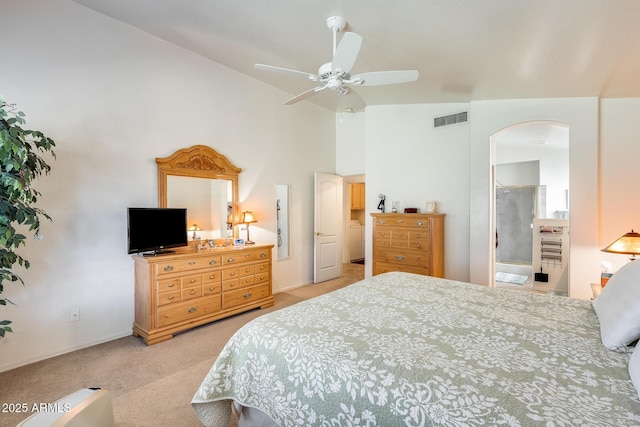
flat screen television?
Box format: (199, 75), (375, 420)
(127, 207), (188, 255)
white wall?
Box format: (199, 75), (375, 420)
(364, 104), (471, 282)
(600, 98), (640, 272)
(0, 0), (335, 371)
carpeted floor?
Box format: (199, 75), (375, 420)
(0, 263), (364, 427)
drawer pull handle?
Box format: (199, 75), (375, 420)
(416, 244), (422, 249)
(379, 220), (385, 224)
(190, 290), (196, 295)
(190, 279), (196, 283)
(227, 257), (234, 262)
(209, 260), (217, 265)
(230, 283), (235, 287)
(209, 275), (215, 279)
(163, 265), (174, 272)
(245, 269), (251, 273)
(188, 307), (197, 313)
(245, 279), (251, 283)
(396, 255), (405, 260)
(229, 272), (236, 277)
(417, 221), (424, 226)
(243, 292), (253, 299)
(188, 261), (196, 266)
(416, 234), (421, 238)
(168, 283), (174, 288)
(209, 287), (214, 291)
(260, 253), (266, 258)
(244, 254), (251, 258)
(168, 296), (174, 301)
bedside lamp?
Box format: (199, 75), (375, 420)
(241, 211), (257, 245)
(601, 229), (640, 262)
(188, 224), (200, 241)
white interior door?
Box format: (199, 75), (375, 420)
(314, 172), (343, 283)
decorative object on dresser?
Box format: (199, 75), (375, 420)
(371, 213), (445, 277)
(132, 244), (274, 345)
(241, 211), (257, 245)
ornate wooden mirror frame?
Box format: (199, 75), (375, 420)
(157, 145), (241, 238)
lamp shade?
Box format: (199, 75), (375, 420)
(241, 211), (257, 224)
(601, 230), (640, 255)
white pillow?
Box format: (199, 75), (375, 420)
(592, 259), (640, 350)
(630, 345), (640, 399)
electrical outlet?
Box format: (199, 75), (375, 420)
(70, 308), (80, 322)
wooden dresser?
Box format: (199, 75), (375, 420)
(371, 213), (445, 277)
(132, 244), (274, 345)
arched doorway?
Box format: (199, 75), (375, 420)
(490, 121), (570, 294)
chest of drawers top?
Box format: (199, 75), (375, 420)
(133, 244), (271, 274)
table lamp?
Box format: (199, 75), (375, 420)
(241, 211), (257, 245)
(601, 229), (640, 262)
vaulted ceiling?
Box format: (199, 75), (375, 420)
(74, 0), (640, 111)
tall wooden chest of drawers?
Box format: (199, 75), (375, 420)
(132, 244), (274, 345)
(371, 213), (445, 277)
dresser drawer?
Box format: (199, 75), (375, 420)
(222, 283), (270, 310)
(203, 270), (221, 284)
(155, 256), (221, 275)
(157, 290), (180, 306)
(374, 217), (429, 228)
(255, 262), (269, 274)
(157, 277), (180, 293)
(157, 295), (222, 327)
(238, 275), (255, 287)
(203, 282), (221, 295)
(223, 249), (270, 265)
(373, 261), (429, 276)
(375, 249), (428, 267)
(222, 268), (239, 280)
(181, 285), (202, 301)
(408, 239), (429, 250)
(222, 278), (240, 292)
(182, 273), (202, 287)
(239, 265), (255, 277)
(390, 230), (409, 240)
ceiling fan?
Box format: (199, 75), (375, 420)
(255, 16), (419, 110)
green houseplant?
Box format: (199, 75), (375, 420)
(0, 96), (56, 337)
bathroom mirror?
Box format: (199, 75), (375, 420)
(157, 145), (241, 239)
(276, 184), (291, 259)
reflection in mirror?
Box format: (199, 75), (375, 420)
(276, 184), (291, 259)
(157, 145), (241, 241)
(167, 176), (233, 239)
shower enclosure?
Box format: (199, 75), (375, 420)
(495, 185), (545, 264)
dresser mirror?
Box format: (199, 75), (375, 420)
(276, 184), (291, 259)
(157, 145), (241, 240)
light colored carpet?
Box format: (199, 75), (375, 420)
(0, 264), (363, 427)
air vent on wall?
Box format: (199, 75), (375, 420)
(434, 111), (468, 128)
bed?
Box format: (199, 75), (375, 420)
(192, 271), (640, 426)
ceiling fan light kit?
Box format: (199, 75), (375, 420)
(255, 16), (419, 111)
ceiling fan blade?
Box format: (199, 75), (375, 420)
(351, 70), (419, 86)
(283, 86), (326, 105)
(255, 64), (320, 80)
(332, 32), (362, 74)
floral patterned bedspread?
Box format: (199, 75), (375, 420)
(192, 272), (640, 426)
